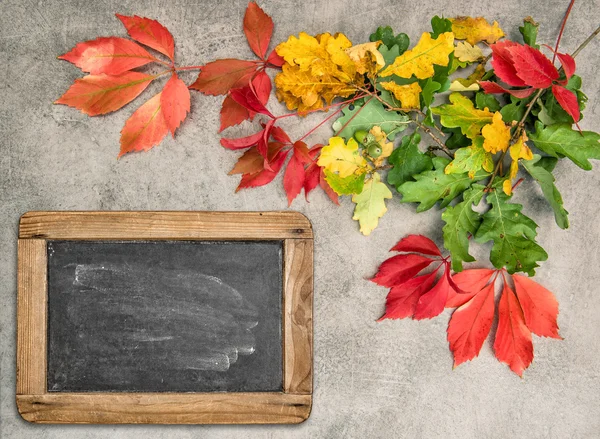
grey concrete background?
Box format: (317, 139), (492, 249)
(1, 0), (599, 437)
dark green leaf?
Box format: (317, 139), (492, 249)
(420, 78), (442, 108)
(370, 26), (410, 53)
(332, 99), (410, 141)
(475, 92), (500, 112)
(387, 133), (433, 189)
(431, 16), (452, 38)
(519, 17), (539, 48)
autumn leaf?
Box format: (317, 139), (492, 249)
(55, 72), (154, 116)
(445, 137), (494, 178)
(502, 132), (533, 195)
(390, 234), (442, 256)
(380, 32), (454, 79)
(482, 112), (511, 154)
(283, 141), (312, 205)
(512, 274), (561, 339)
(116, 14), (175, 61)
(380, 81), (422, 109)
(220, 95), (251, 132)
(551, 84), (580, 123)
(446, 268), (496, 307)
(324, 170), (365, 195)
(119, 91), (169, 157)
(489, 41), (528, 87)
(190, 59), (258, 96)
(352, 172), (392, 235)
(59, 37), (156, 75)
(453, 41), (484, 63)
(317, 137), (368, 178)
(431, 93), (494, 139)
(161, 73), (190, 136)
(345, 41), (385, 75)
(243, 2), (274, 59)
(236, 143), (289, 191)
(450, 16), (504, 45)
(507, 44), (558, 89)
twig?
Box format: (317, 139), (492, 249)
(553, 0), (577, 63)
(413, 119), (453, 158)
(571, 24), (600, 58)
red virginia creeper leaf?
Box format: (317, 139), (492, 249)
(58, 37), (155, 75)
(378, 272), (438, 321)
(271, 125), (292, 145)
(243, 2), (274, 59)
(556, 52), (576, 79)
(293, 140), (313, 164)
(480, 81), (535, 98)
(267, 49), (285, 67)
(219, 95), (251, 132)
(119, 92), (169, 157)
(252, 70), (272, 105)
(319, 169), (340, 204)
(220, 129), (264, 150)
(116, 14), (175, 61)
(55, 72), (154, 116)
(390, 235), (442, 257)
(494, 282), (534, 376)
(230, 85), (275, 118)
(490, 41), (527, 87)
(507, 44), (559, 89)
(371, 254), (434, 288)
(236, 149), (289, 191)
(512, 274), (561, 339)
(229, 146), (265, 175)
(189, 59), (258, 96)
(552, 84), (580, 122)
(446, 268), (496, 308)
(283, 154), (305, 205)
(413, 265), (453, 320)
(161, 73), (190, 136)
(447, 282), (495, 367)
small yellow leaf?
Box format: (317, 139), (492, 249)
(454, 41), (484, 62)
(450, 16), (505, 45)
(317, 137), (368, 178)
(380, 32), (454, 79)
(449, 63), (486, 91)
(352, 172), (392, 235)
(345, 41), (385, 75)
(503, 132), (533, 195)
(482, 112), (511, 154)
(380, 81), (422, 109)
(369, 126), (394, 166)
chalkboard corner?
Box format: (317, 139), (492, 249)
(16, 395), (36, 424)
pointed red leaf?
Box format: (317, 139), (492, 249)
(556, 52), (576, 79)
(267, 49), (285, 67)
(161, 73), (190, 136)
(116, 14), (175, 61)
(219, 95), (251, 132)
(414, 266), (452, 320)
(119, 92), (169, 157)
(189, 59), (258, 96)
(251, 70), (272, 105)
(303, 163), (320, 199)
(236, 149), (289, 191)
(283, 154), (305, 206)
(230, 86), (274, 118)
(271, 126), (291, 145)
(378, 272), (438, 321)
(507, 44), (559, 89)
(494, 283), (534, 376)
(319, 169), (340, 205)
(55, 72), (154, 116)
(58, 37), (155, 75)
(229, 146), (264, 175)
(220, 130), (264, 150)
(243, 2), (274, 59)
(293, 140), (313, 164)
(447, 268), (496, 308)
(480, 81), (535, 98)
(512, 274), (561, 339)
(490, 41), (527, 87)
(552, 84), (580, 122)
(390, 235), (442, 256)
(371, 254), (435, 288)
(447, 282), (495, 367)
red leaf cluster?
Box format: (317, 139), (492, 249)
(481, 41), (580, 122)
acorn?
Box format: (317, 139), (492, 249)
(353, 129), (369, 144)
(367, 142), (383, 159)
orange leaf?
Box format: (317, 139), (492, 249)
(59, 37), (156, 75)
(494, 283), (533, 376)
(220, 95), (251, 132)
(55, 72), (154, 116)
(116, 14), (175, 61)
(513, 274), (561, 339)
(283, 154), (305, 206)
(119, 92), (169, 157)
(161, 73), (190, 136)
(243, 2), (273, 59)
(447, 282), (495, 367)
(236, 149), (289, 191)
(229, 147), (264, 175)
(189, 59), (258, 96)
(446, 268), (496, 308)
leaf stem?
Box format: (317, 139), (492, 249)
(571, 24), (600, 59)
(297, 105), (346, 142)
(275, 94), (368, 120)
(552, 0), (576, 63)
(175, 65), (204, 71)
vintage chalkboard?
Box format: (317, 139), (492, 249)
(17, 211), (313, 424)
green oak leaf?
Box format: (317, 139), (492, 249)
(323, 169), (365, 195)
(420, 78), (442, 108)
(370, 26), (410, 53)
(378, 44), (401, 67)
(431, 15), (452, 38)
(397, 157), (490, 212)
(444, 137), (494, 178)
(500, 95), (528, 124)
(443, 126), (471, 149)
(475, 92), (500, 112)
(521, 155), (569, 229)
(475, 187), (548, 276)
(387, 133), (433, 189)
(529, 121), (600, 170)
(332, 99), (410, 141)
(431, 93), (494, 139)
(519, 17), (539, 48)
(442, 184), (486, 271)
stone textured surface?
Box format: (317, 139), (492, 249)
(1, 0), (600, 437)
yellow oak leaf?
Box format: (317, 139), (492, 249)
(449, 64), (486, 91)
(482, 112), (511, 154)
(345, 41), (385, 75)
(380, 32), (454, 79)
(454, 41), (484, 62)
(380, 81), (422, 109)
(317, 136), (368, 178)
(503, 133), (534, 195)
(450, 16), (505, 45)
(352, 172), (392, 235)
(369, 126), (394, 166)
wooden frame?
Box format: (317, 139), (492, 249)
(16, 211), (313, 424)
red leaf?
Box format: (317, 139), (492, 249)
(447, 282), (495, 366)
(119, 92), (169, 157)
(267, 49), (285, 67)
(556, 52), (576, 79)
(236, 149), (289, 191)
(413, 266), (452, 320)
(161, 73), (190, 136)
(390, 235), (442, 257)
(58, 37), (155, 75)
(219, 95), (251, 132)
(319, 169), (340, 205)
(480, 81), (535, 99)
(371, 254), (435, 288)
(552, 84), (580, 122)
(229, 146), (265, 175)
(303, 163), (320, 199)
(220, 130), (264, 150)
(283, 154), (305, 206)
(116, 14), (175, 61)
(230, 86), (274, 118)
(378, 272), (437, 321)
(55, 72), (154, 116)
(490, 41), (527, 87)
(271, 126), (291, 145)
(493, 283), (534, 376)
(446, 268), (496, 308)
(251, 70), (272, 105)
(243, 2), (274, 59)
(293, 141), (313, 164)
(508, 44), (559, 89)
(189, 59), (258, 96)
(512, 274), (561, 339)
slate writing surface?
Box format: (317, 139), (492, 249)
(46, 240), (283, 393)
